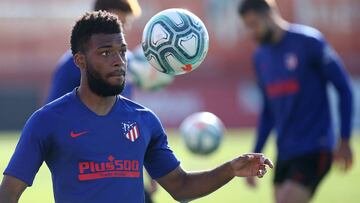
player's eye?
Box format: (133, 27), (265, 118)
(101, 51), (111, 57)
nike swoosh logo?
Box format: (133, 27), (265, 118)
(70, 131), (88, 138)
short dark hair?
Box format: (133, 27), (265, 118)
(70, 11), (123, 55)
(94, 0), (132, 13)
(238, 0), (272, 16)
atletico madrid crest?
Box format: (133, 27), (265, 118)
(285, 53), (298, 71)
(122, 122), (140, 142)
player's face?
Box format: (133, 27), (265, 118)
(84, 33), (127, 97)
(242, 11), (274, 44)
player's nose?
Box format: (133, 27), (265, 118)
(112, 52), (126, 67)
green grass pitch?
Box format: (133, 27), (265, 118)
(0, 130), (359, 202)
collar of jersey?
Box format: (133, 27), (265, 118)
(71, 88), (120, 118)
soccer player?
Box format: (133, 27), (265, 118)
(238, 0), (354, 202)
(46, 0), (142, 103)
(0, 11), (273, 203)
(44, 0), (158, 202)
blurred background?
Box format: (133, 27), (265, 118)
(0, 0), (359, 130)
(0, 0), (359, 202)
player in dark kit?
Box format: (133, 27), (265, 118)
(238, 0), (354, 203)
(42, 0), (158, 201)
(0, 11), (273, 203)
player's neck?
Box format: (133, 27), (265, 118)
(271, 16), (289, 44)
(77, 86), (117, 116)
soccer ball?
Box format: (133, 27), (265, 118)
(142, 8), (209, 75)
(180, 112), (225, 155)
(128, 45), (174, 91)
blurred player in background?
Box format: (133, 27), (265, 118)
(46, 0), (142, 102)
(0, 11), (273, 203)
(238, 0), (354, 202)
(46, 0), (158, 202)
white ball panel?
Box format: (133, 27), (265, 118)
(148, 55), (164, 72)
(151, 24), (170, 47)
(161, 10), (184, 27)
(165, 53), (185, 74)
(179, 33), (198, 57)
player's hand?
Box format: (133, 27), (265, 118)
(334, 139), (353, 172)
(230, 153), (273, 178)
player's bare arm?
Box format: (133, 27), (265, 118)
(0, 175), (27, 203)
(157, 153), (273, 202)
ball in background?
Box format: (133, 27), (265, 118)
(142, 8), (209, 75)
(128, 46), (174, 91)
(180, 112), (225, 155)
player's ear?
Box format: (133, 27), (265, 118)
(73, 52), (87, 70)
